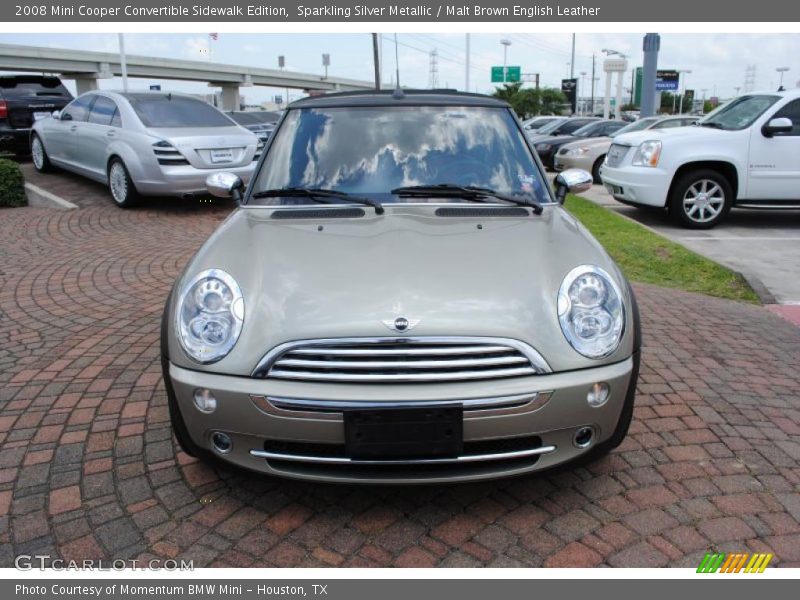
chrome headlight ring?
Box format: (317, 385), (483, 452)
(176, 268), (245, 364)
(557, 265), (625, 359)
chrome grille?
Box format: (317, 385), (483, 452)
(253, 337), (551, 383)
(605, 143), (630, 168)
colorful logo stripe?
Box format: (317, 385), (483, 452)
(697, 552), (773, 573)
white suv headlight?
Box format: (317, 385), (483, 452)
(558, 265), (625, 359)
(176, 269), (244, 363)
(631, 140), (662, 167)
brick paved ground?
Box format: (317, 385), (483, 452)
(1, 164), (799, 568)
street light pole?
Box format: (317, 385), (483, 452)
(465, 33), (470, 92)
(677, 69), (692, 115)
(118, 33), (128, 92)
(776, 67), (790, 89)
(500, 39), (511, 80)
(371, 34), (381, 90)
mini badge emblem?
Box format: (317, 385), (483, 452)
(382, 317), (420, 333)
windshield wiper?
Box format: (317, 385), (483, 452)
(251, 187), (384, 214)
(699, 121), (725, 129)
(390, 184), (543, 215)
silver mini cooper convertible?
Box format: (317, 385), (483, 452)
(161, 90), (641, 484)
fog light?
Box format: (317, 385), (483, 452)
(573, 426), (594, 449)
(587, 382), (610, 408)
(211, 431), (232, 454)
(193, 388), (217, 413)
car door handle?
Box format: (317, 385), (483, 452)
(106, 131), (115, 137)
(70, 125), (78, 132)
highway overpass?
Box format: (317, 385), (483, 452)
(0, 43), (374, 109)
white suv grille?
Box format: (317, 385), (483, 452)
(605, 143), (630, 168)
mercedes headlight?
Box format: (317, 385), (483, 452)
(535, 143), (552, 152)
(176, 269), (244, 363)
(558, 265), (625, 359)
(631, 140), (662, 167)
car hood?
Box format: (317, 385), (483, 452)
(534, 135), (579, 146)
(559, 137), (613, 152)
(167, 205), (635, 376)
(612, 124), (721, 146)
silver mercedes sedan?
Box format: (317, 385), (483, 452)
(30, 91), (261, 207)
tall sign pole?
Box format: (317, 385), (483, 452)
(641, 33), (660, 117)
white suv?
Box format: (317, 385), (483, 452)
(600, 89), (800, 228)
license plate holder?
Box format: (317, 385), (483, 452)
(210, 148), (234, 164)
(344, 407), (463, 460)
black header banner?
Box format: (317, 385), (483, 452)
(4, 0), (798, 22)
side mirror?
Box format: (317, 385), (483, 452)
(51, 110), (61, 120)
(206, 172), (244, 203)
(762, 117), (793, 137)
(554, 168), (593, 204)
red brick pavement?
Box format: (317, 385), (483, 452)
(1, 164), (799, 568)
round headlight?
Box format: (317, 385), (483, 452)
(557, 265), (625, 359)
(176, 269), (244, 363)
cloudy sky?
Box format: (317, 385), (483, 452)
(1, 32), (798, 104)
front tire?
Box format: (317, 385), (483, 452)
(592, 156), (605, 184)
(668, 169), (732, 229)
(31, 134), (53, 173)
(108, 158), (140, 208)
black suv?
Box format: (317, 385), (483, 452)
(0, 75), (73, 156)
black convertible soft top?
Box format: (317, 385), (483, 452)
(289, 89), (511, 109)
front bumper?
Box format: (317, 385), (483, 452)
(599, 164), (672, 208)
(168, 357), (635, 483)
(554, 153), (595, 173)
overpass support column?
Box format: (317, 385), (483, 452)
(72, 76), (99, 95)
(219, 84), (241, 111)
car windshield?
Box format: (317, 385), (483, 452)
(614, 117), (659, 135)
(535, 118), (567, 134)
(698, 95), (780, 130)
(250, 105), (551, 205)
(126, 95), (234, 128)
(572, 121), (607, 137)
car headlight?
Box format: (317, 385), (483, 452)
(176, 269), (244, 363)
(631, 140), (662, 167)
(557, 265), (625, 359)
(535, 143), (552, 152)
(566, 147), (588, 156)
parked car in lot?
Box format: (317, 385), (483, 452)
(528, 116), (600, 146)
(161, 90), (641, 484)
(533, 119), (626, 170)
(601, 90), (800, 228)
(521, 115), (565, 134)
(226, 110), (281, 142)
(0, 75), (72, 156)
(31, 91), (261, 207)
(556, 115), (698, 182)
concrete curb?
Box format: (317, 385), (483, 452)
(24, 182), (77, 210)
